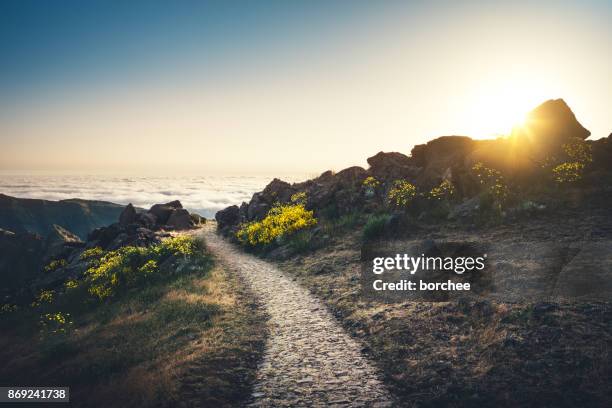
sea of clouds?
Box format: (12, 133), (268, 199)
(0, 174), (308, 219)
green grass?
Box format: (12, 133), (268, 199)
(0, 235), (267, 407)
(362, 213), (392, 242)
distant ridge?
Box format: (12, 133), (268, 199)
(0, 194), (124, 239)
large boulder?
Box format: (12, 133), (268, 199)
(335, 166), (367, 188)
(119, 203), (137, 226)
(410, 136), (477, 188)
(306, 179), (340, 211)
(149, 201), (183, 225)
(166, 208), (194, 230)
(107, 227), (160, 250)
(468, 100), (591, 183)
(520, 98), (590, 146)
(261, 178), (296, 204)
(87, 223), (124, 249)
(216, 205), (241, 230)
(137, 212), (158, 229)
(247, 193), (271, 221)
(367, 152), (419, 180)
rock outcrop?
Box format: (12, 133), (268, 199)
(367, 152), (418, 181)
(216, 98), (608, 234)
(167, 208), (193, 230)
(1, 199), (202, 299)
(410, 136), (477, 188)
(216, 205), (241, 231)
(44, 224), (84, 262)
(118, 203), (137, 226)
(520, 98), (590, 145)
(88, 200), (197, 250)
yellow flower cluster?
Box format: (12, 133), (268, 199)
(428, 179), (455, 201)
(549, 137), (592, 184)
(154, 235), (197, 258)
(39, 312), (73, 335)
(0, 304), (18, 314)
(83, 236), (198, 300)
(64, 280), (79, 290)
(387, 180), (417, 207)
(552, 162), (585, 184)
(471, 162), (509, 202)
(362, 176), (381, 198)
(562, 137), (592, 164)
(362, 176), (380, 189)
(138, 259), (158, 275)
(290, 191), (308, 205)
(236, 203), (317, 246)
(44, 259), (67, 273)
(80, 247), (104, 260)
(31, 289), (55, 307)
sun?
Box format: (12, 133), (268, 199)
(461, 79), (553, 139)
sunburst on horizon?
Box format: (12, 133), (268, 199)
(460, 78), (555, 140)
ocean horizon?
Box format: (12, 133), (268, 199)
(0, 173), (311, 219)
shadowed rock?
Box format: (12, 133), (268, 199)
(167, 208), (193, 230)
(216, 205), (240, 231)
(367, 151), (419, 180)
(520, 98), (590, 144)
(149, 201), (183, 225)
(119, 203), (137, 225)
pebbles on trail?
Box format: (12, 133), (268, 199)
(202, 226), (393, 407)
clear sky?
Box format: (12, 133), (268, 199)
(0, 0), (610, 175)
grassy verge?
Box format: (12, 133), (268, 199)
(0, 236), (267, 408)
(272, 225), (612, 408)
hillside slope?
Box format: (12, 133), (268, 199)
(0, 194), (125, 239)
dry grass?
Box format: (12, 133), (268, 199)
(273, 226), (612, 408)
(0, 246), (267, 408)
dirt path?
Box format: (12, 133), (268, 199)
(201, 225), (393, 407)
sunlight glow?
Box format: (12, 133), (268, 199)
(461, 78), (556, 139)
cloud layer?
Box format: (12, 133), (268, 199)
(0, 175), (305, 219)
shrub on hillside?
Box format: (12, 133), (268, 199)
(552, 162), (586, 184)
(82, 236), (200, 300)
(362, 176), (381, 198)
(44, 259), (67, 273)
(542, 137), (592, 185)
(362, 214), (392, 242)
(471, 162), (509, 210)
(428, 179), (455, 201)
(553, 137), (592, 184)
(387, 180), (417, 208)
(563, 137), (592, 164)
(236, 203), (317, 246)
(287, 230), (323, 253)
(290, 191), (307, 205)
(39, 312), (73, 338)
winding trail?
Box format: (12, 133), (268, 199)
(201, 225), (393, 407)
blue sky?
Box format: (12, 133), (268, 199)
(0, 1), (610, 174)
(0, 1), (380, 97)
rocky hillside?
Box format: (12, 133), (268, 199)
(0, 199), (203, 301)
(0, 194), (125, 239)
(216, 99), (612, 234)
(215, 98), (612, 407)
